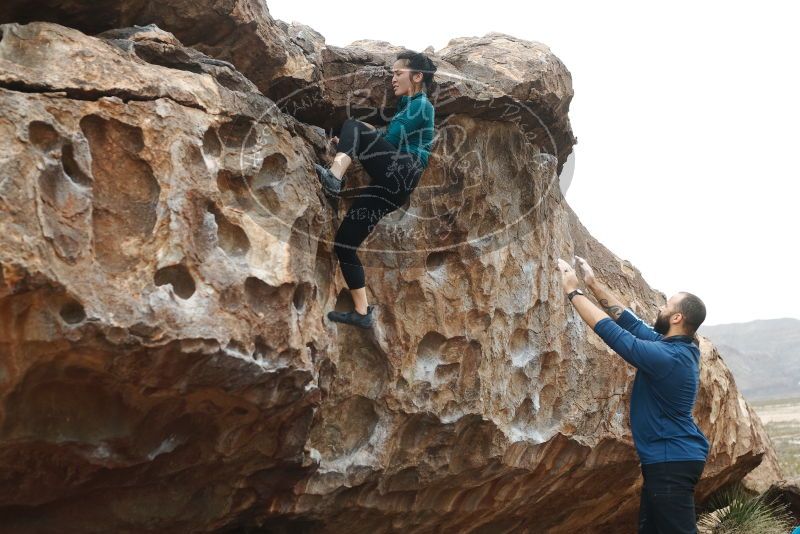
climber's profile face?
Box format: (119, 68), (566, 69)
(391, 59), (423, 97)
(653, 294), (686, 335)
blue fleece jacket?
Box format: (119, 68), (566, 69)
(593, 308), (710, 465)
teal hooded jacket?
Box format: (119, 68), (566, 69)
(379, 91), (435, 167)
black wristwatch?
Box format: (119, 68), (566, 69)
(567, 288), (585, 301)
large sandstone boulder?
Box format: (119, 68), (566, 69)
(0, 15), (782, 534)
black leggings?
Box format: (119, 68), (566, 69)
(638, 460), (705, 533)
(333, 118), (424, 289)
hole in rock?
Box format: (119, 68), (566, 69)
(512, 397), (537, 427)
(253, 336), (271, 360)
(28, 121), (60, 152)
(252, 153), (288, 189)
(208, 203), (249, 257)
(61, 143), (92, 186)
(417, 331), (447, 355)
(218, 115), (257, 149)
(217, 170), (253, 210)
(219, 285), (242, 312)
(202, 127), (221, 158)
(80, 114), (159, 271)
(398, 412), (441, 452)
(414, 331), (448, 383)
(250, 184), (282, 214)
(425, 250), (459, 272)
(131, 45), (203, 75)
(37, 164), (67, 206)
(292, 282), (311, 311)
(129, 322), (161, 338)
(154, 264), (196, 299)
(59, 299), (86, 324)
(244, 277), (281, 314)
(509, 328), (537, 367)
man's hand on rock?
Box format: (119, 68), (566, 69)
(557, 258), (580, 294)
(330, 136), (339, 146)
(574, 255), (597, 288)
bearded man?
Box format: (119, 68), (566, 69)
(557, 255), (709, 534)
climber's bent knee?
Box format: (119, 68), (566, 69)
(333, 241), (355, 262)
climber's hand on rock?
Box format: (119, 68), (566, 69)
(574, 255), (597, 288)
(330, 136), (339, 146)
(557, 258), (580, 293)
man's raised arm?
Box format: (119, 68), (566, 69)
(576, 256), (663, 342)
(588, 280), (626, 320)
(575, 256), (625, 318)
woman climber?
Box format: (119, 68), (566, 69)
(315, 50), (437, 328)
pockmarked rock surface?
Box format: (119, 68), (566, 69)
(0, 13), (782, 534)
(0, 0), (319, 98)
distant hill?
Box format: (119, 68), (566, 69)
(700, 318), (800, 401)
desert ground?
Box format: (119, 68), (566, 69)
(752, 396), (800, 478)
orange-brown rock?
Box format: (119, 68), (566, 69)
(0, 17), (782, 533)
(0, 0), (319, 97)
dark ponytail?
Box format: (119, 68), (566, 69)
(396, 50), (437, 96)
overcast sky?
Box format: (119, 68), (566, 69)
(267, 0), (799, 326)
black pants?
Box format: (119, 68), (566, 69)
(638, 460), (705, 534)
(333, 118), (423, 289)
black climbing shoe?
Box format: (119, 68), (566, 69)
(327, 305), (375, 329)
(314, 163), (342, 197)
